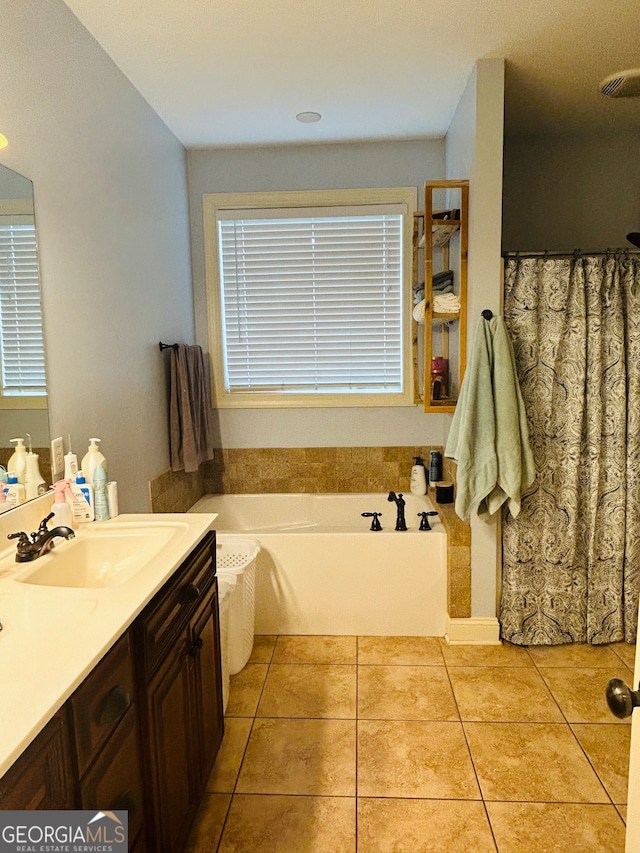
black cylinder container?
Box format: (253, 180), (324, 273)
(429, 450), (442, 484)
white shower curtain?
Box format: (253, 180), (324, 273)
(501, 253), (640, 645)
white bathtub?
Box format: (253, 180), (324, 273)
(189, 492), (447, 636)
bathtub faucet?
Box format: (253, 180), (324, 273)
(387, 491), (407, 531)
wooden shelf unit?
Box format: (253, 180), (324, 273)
(412, 180), (469, 413)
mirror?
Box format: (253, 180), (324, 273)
(0, 163), (51, 490)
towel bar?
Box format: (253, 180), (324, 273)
(159, 341), (179, 351)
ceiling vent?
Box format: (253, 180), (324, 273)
(600, 68), (640, 98)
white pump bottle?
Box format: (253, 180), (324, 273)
(7, 438), (27, 484)
(82, 438), (107, 485)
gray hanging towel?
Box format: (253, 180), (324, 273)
(169, 344), (213, 473)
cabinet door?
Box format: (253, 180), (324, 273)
(0, 709), (74, 810)
(69, 631), (135, 776)
(143, 631), (196, 853)
(189, 585), (224, 791)
(79, 707), (144, 842)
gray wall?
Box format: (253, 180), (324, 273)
(187, 138), (451, 450)
(0, 0), (195, 511)
(503, 130), (640, 252)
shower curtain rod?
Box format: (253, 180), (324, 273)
(503, 249), (640, 258)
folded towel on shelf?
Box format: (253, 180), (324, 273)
(433, 293), (460, 313)
(433, 270), (454, 292)
(169, 343), (214, 473)
(413, 298), (426, 323)
(445, 316), (535, 520)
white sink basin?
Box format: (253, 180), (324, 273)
(16, 523), (183, 589)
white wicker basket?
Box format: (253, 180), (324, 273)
(216, 537), (260, 675)
(217, 574), (236, 713)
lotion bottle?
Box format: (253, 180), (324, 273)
(410, 456), (428, 496)
(82, 438), (107, 485)
(7, 438), (27, 484)
(71, 474), (94, 522)
(5, 473), (25, 509)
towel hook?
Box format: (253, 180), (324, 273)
(481, 309), (493, 321)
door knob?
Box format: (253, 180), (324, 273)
(606, 678), (640, 719)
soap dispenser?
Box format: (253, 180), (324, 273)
(82, 438), (107, 485)
(24, 434), (47, 500)
(7, 438), (27, 484)
(410, 456), (428, 495)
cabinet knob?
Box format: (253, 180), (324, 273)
(188, 637), (204, 658)
(181, 583), (201, 605)
(606, 678), (640, 719)
(113, 788), (138, 818)
(98, 685), (131, 725)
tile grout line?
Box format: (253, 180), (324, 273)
(442, 650), (500, 852)
(527, 647), (623, 809)
(215, 636), (277, 852)
(213, 637), (631, 850)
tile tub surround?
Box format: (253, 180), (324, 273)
(149, 465), (206, 512)
(187, 635), (631, 853)
(202, 446), (448, 495)
(180, 445), (471, 619)
(151, 445), (472, 620)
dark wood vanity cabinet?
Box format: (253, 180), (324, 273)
(0, 530), (223, 853)
(135, 529), (224, 853)
(69, 631), (145, 847)
(0, 708), (74, 810)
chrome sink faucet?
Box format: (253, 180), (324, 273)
(8, 512), (75, 562)
(387, 491), (407, 531)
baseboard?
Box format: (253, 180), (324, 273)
(445, 616), (501, 645)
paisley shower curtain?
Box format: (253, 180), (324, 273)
(501, 253), (640, 645)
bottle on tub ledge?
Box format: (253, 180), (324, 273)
(410, 456), (428, 495)
(429, 450), (443, 486)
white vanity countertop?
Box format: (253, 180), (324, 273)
(0, 511), (217, 777)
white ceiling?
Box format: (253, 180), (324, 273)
(63, 0), (640, 147)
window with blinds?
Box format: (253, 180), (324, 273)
(205, 189), (415, 407)
(0, 221), (47, 398)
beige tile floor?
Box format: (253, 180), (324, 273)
(187, 635), (633, 853)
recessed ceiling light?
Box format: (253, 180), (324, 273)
(296, 111), (322, 123)
(0, 134), (8, 150)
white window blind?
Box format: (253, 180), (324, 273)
(217, 206), (404, 395)
(0, 222), (47, 397)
